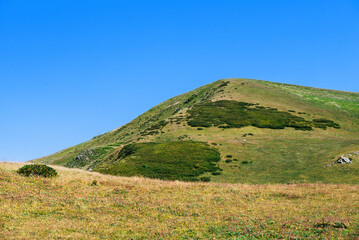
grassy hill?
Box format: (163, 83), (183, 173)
(33, 78), (359, 184)
(1, 162), (358, 239)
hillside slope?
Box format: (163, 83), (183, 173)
(33, 78), (359, 183)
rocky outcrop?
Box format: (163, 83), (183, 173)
(75, 149), (95, 162)
(335, 155), (352, 164)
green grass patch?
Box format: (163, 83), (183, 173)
(97, 141), (221, 181)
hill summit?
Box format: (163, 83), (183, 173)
(33, 78), (359, 183)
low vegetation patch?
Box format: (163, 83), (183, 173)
(97, 141), (221, 181)
(66, 146), (114, 168)
(17, 164), (57, 178)
(140, 120), (168, 136)
(187, 100), (340, 130)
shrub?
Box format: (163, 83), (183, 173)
(211, 172), (221, 175)
(225, 159), (233, 163)
(187, 100), (340, 131)
(97, 141), (222, 181)
(200, 177), (211, 182)
(226, 155), (232, 158)
(17, 164), (57, 178)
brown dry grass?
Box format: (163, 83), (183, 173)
(1, 162), (358, 239)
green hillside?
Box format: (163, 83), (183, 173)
(33, 78), (359, 183)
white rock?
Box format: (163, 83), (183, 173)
(336, 156), (352, 164)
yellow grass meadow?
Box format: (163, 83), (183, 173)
(1, 162), (358, 239)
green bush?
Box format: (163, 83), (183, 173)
(225, 159), (233, 163)
(200, 177), (211, 182)
(17, 164), (57, 178)
(97, 141), (221, 181)
(187, 100), (340, 131)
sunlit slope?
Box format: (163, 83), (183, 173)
(33, 78), (359, 183)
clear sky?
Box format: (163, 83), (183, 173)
(1, 0), (358, 162)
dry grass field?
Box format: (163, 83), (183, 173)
(1, 162), (358, 239)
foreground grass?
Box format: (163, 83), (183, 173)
(1, 162), (358, 239)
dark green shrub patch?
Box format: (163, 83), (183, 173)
(211, 172), (221, 175)
(313, 221), (347, 229)
(141, 120), (168, 136)
(17, 164), (57, 178)
(178, 135), (190, 140)
(225, 159), (233, 163)
(200, 177), (211, 182)
(146, 130), (159, 135)
(243, 133), (255, 137)
(313, 118), (341, 129)
(226, 155), (232, 158)
(187, 100), (340, 131)
(218, 81), (229, 88)
(97, 141), (221, 181)
(184, 94), (198, 104)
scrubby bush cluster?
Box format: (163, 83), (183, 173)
(140, 120), (168, 136)
(17, 164), (57, 178)
(187, 100), (340, 131)
(98, 141), (221, 181)
(313, 118), (341, 129)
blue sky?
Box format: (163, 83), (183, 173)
(1, 0), (358, 162)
